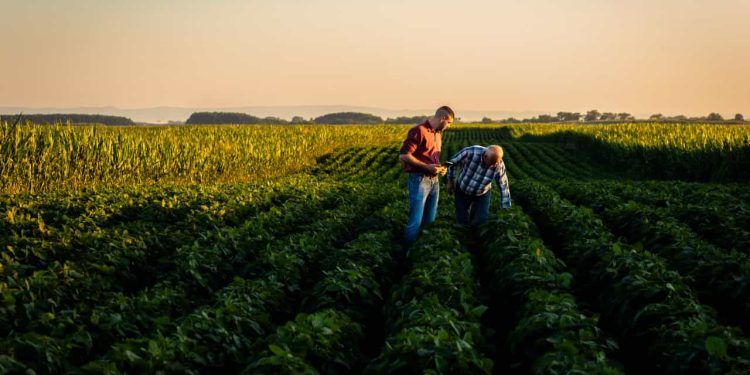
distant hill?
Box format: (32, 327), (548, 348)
(0, 113), (134, 125)
(314, 112), (383, 124)
(185, 112), (290, 124)
(186, 112), (263, 124)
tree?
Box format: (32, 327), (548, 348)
(670, 115), (688, 121)
(735, 113), (744, 121)
(262, 116), (288, 124)
(537, 114), (557, 122)
(584, 110), (601, 122)
(557, 112), (581, 122)
(291, 116), (309, 124)
(617, 112), (634, 121)
(481, 117), (493, 123)
(707, 112), (724, 121)
(649, 113), (663, 121)
(600, 112), (617, 121)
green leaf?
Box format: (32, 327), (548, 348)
(471, 305), (488, 317)
(148, 340), (161, 356)
(611, 242), (622, 255)
(269, 344), (287, 356)
(705, 336), (727, 359)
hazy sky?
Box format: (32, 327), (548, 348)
(2, 0), (749, 116)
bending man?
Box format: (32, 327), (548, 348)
(446, 145), (511, 227)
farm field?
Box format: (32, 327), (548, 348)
(1, 122), (750, 374)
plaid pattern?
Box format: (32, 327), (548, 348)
(446, 145), (511, 208)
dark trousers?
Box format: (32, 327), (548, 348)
(455, 188), (491, 227)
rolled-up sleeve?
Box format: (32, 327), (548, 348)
(494, 162), (511, 208)
(400, 127), (422, 155)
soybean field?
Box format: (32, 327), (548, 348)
(1, 122), (750, 374)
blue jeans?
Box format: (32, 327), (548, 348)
(455, 188), (491, 227)
(404, 173), (439, 245)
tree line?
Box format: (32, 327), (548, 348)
(3, 111), (745, 126)
(189, 111), (745, 125)
(185, 111), (429, 125)
(483, 110), (746, 124)
(0, 114), (135, 125)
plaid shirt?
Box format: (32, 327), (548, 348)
(447, 145), (511, 208)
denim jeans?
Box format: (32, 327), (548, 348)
(455, 188), (491, 227)
(404, 173), (440, 245)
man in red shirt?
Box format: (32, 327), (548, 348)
(399, 105), (454, 245)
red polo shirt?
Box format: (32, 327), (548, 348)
(400, 120), (442, 173)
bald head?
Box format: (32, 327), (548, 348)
(482, 145), (503, 166)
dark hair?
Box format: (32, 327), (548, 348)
(435, 106), (455, 120)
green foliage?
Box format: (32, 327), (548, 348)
(479, 206), (622, 374)
(556, 180), (750, 331)
(368, 223), (493, 374)
(515, 180), (750, 373)
(245, 310), (363, 374)
(2, 125), (749, 375)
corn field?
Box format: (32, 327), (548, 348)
(0, 122), (408, 194)
(453, 123), (750, 181)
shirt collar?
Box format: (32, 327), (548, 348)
(421, 120), (438, 133)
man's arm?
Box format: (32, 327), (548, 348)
(399, 153), (440, 174)
(446, 147), (470, 181)
(494, 162), (511, 208)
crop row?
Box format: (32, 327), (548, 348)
(441, 139), (607, 184)
(563, 179), (750, 253)
(0, 177), (349, 340)
(0, 174), (324, 280)
(313, 146), (402, 182)
(367, 199), (493, 374)
(555, 180), (750, 332)
(244, 199), (407, 373)
(478, 204), (622, 373)
(0, 182), (397, 373)
(515, 180), (750, 373)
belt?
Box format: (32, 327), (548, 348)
(457, 187), (489, 197)
(408, 172), (438, 178)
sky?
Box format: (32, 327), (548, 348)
(1, 0), (749, 118)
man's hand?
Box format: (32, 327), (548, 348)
(424, 164), (442, 175)
(446, 180), (455, 194)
